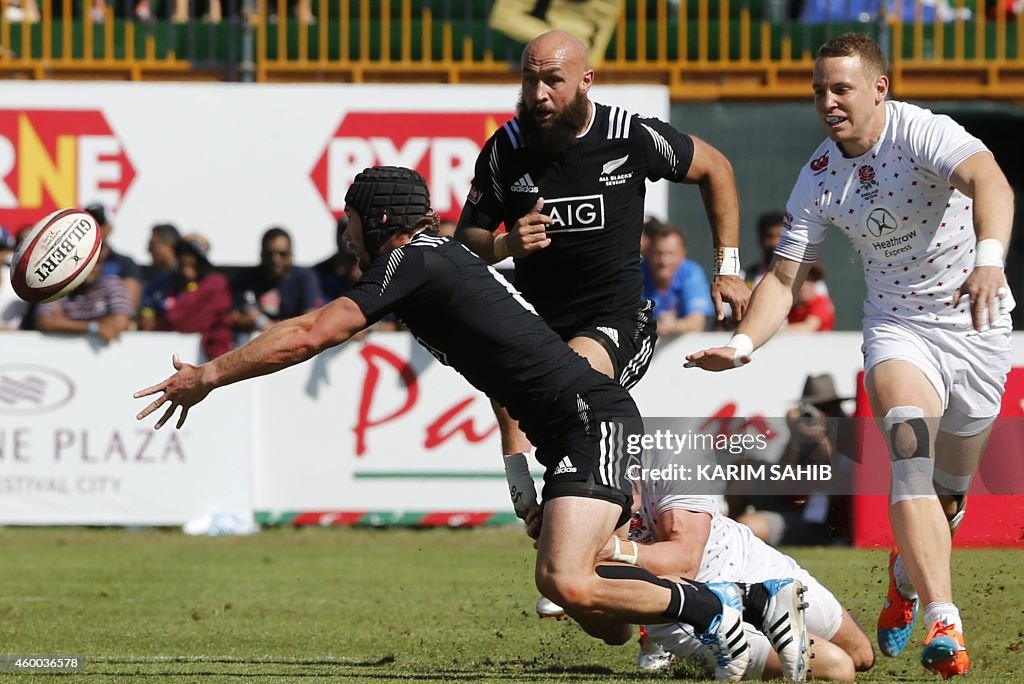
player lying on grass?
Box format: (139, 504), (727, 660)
(134, 165), (807, 682)
(538, 446), (876, 681)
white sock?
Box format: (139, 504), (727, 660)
(892, 554), (918, 600)
(923, 602), (962, 633)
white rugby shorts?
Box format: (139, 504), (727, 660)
(862, 314), (1012, 436)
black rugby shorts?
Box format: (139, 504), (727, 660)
(533, 373), (643, 528)
(567, 300), (657, 390)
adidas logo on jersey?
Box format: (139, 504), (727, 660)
(511, 174), (539, 193)
(553, 456), (578, 476)
(597, 326), (620, 348)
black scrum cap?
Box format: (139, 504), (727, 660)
(344, 166), (431, 258)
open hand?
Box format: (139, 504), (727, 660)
(683, 346), (750, 371)
(134, 354), (211, 429)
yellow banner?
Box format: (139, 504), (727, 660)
(488, 0), (623, 66)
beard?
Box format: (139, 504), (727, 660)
(516, 90), (590, 160)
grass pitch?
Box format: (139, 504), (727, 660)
(0, 527), (1021, 682)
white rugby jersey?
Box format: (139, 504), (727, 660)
(628, 479), (753, 583)
(778, 100), (1002, 330)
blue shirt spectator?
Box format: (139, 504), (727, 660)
(641, 223), (713, 336)
(643, 259), (714, 318)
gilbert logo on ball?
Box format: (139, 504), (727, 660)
(10, 209), (102, 304)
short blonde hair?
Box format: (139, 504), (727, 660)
(817, 32), (888, 82)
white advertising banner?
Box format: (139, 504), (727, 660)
(0, 83), (670, 266)
(3, 330), (1021, 523)
(0, 332), (253, 525)
(251, 330), (1024, 515)
(250, 332), (870, 514)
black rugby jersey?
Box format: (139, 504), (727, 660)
(462, 101), (695, 334)
(345, 232), (592, 429)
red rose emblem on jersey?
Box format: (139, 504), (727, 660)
(858, 164), (878, 195)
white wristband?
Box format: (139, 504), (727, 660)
(975, 239), (1005, 268)
(726, 333), (754, 367)
(503, 453), (538, 517)
(612, 536), (639, 565)
(715, 247), (741, 277)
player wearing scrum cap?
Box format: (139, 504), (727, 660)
(134, 165), (808, 682)
(685, 33), (1015, 679)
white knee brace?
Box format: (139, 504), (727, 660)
(884, 406), (936, 503)
(933, 469), (970, 531)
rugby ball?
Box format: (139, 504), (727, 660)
(10, 209), (102, 304)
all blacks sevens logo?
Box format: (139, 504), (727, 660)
(866, 207), (898, 238)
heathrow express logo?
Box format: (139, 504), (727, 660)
(310, 111), (511, 220)
(0, 364), (76, 415)
(0, 110), (136, 229)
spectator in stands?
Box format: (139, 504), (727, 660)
(729, 373), (855, 546)
(148, 223), (181, 276)
(313, 215), (362, 301)
(270, 0), (314, 23)
(34, 249), (135, 344)
(744, 211), (784, 289)
(85, 202), (143, 311)
(786, 262), (836, 332)
(232, 226), (323, 334)
(140, 234), (234, 359)
(3, 0), (40, 22)
(641, 220), (714, 336)
(0, 226), (29, 331)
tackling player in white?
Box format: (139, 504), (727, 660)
(617, 455), (875, 681)
(685, 33), (1015, 679)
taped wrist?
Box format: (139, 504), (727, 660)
(975, 238), (1005, 268)
(503, 452), (537, 516)
(611, 536), (639, 565)
(715, 247), (741, 277)
(726, 333), (754, 367)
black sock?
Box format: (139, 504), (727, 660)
(674, 583), (722, 634)
(592, 565), (720, 633)
(742, 582), (769, 626)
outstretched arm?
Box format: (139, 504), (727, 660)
(134, 297), (368, 429)
(685, 256), (811, 371)
(683, 136), (748, 321)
